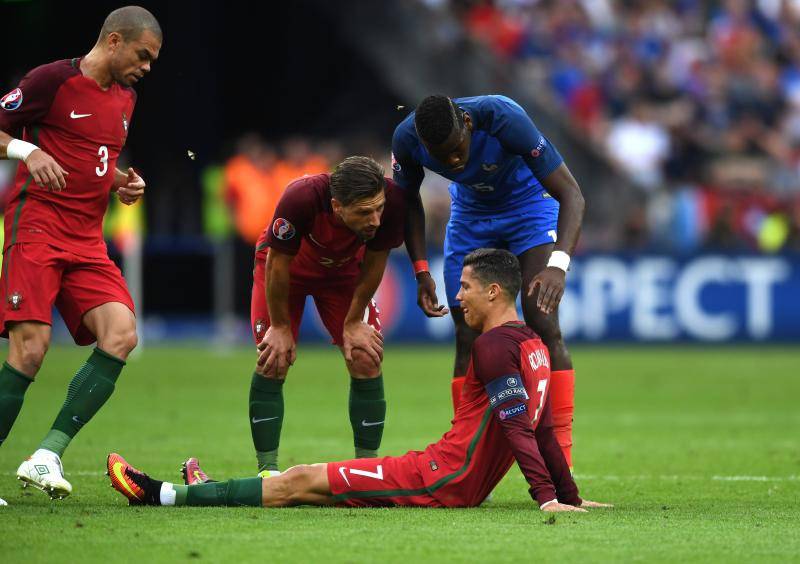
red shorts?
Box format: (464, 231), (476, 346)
(0, 243), (135, 345)
(327, 452), (444, 507)
(250, 257), (380, 345)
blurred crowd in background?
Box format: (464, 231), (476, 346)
(445, 0), (800, 252)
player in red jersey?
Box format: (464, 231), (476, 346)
(246, 156), (406, 475)
(0, 6), (161, 501)
(108, 249), (611, 511)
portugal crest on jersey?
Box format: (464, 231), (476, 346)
(7, 291), (23, 310)
(272, 218), (295, 240)
(0, 88), (23, 111)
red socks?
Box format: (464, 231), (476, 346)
(549, 369), (575, 468)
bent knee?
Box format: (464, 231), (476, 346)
(12, 340), (49, 377)
(99, 327), (138, 358)
(348, 348), (381, 378)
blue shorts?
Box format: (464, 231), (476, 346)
(443, 205), (558, 308)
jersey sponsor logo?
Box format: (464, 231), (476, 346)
(272, 218), (296, 240)
(70, 110), (92, 119)
(530, 136), (546, 158)
(391, 152), (401, 172)
(0, 88), (23, 111)
(499, 403), (527, 420)
(7, 291), (23, 311)
(486, 374), (529, 408)
(528, 349), (550, 370)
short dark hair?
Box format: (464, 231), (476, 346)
(463, 248), (521, 300)
(99, 6), (162, 42)
(415, 95), (464, 145)
(330, 156), (386, 206)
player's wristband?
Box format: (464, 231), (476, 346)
(546, 251), (570, 273)
(413, 260), (430, 277)
(6, 139), (39, 162)
(540, 499), (559, 509)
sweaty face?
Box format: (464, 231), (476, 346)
(455, 266), (488, 331)
(334, 190), (386, 241)
(109, 29), (161, 87)
(423, 112), (472, 173)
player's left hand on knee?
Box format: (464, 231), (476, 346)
(117, 168), (146, 205)
(343, 321), (383, 365)
(528, 267), (566, 315)
(580, 500), (614, 508)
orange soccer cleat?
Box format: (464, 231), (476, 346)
(107, 453), (158, 505)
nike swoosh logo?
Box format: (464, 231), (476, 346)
(193, 470), (204, 483)
(251, 416), (279, 424)
(361, 420), (384, 427)
(72, 416), (85, 427)
(70, 111), (92, 119)
(338, 466), (351, 487)
(111, 462), (140, 499)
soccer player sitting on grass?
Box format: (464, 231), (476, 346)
(107, 249), (610, 512)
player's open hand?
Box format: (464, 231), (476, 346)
(117, 168), (145, 205)
(417, 272), (449, 317)
(343, 321), (383, 367)
(580, 500), (614, 508)
(257, 326), (296, 378)
(528, 266), (566, 315)
(541, 502), (587, 512)
(26, 149), (68, 192)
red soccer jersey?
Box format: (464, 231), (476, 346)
(254, 173), (406, 281)
(420, 322), (580, 507)
(0, 58), (136, 258)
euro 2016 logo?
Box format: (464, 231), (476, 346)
(0, 88), (23, 111)
(272, 218), (295, 241)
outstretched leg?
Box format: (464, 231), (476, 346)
(108, 454), (334, 507)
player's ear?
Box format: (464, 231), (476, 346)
(464, 112), (473, 132)
(331, 198), (343, 215)
(107, 32), (123, 52)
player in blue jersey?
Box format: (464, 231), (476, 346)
(391, 95), (585, 467)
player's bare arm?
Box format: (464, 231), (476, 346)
(342, 249), (388, 366)
(528, 163), (585, 314)
(406, 192), (449, 318)
(112, 167), (145, 205)
(257, 249), (296, 377)
(0, 129), (68, 192)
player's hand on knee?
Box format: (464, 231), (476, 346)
(416, 272), (449, 317)
(26, 149), (68, 192)
(343, 321), (383, 365)
(541, 501), (587, 512)
(528, 267), (565, 315)
(257, 326), (295, 376)
(580, 500), (613, 508)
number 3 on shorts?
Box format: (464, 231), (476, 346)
(96, 145), (108, 176)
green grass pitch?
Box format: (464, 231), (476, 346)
(1, 344), (799, 562)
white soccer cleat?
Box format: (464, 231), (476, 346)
(16, 449), (73, 500)
(257, 469), (282, 478)
(0, 497), (7, 506)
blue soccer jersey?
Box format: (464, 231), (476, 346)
(391, 95), (565, 307)
(391, 95), (563, 218)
